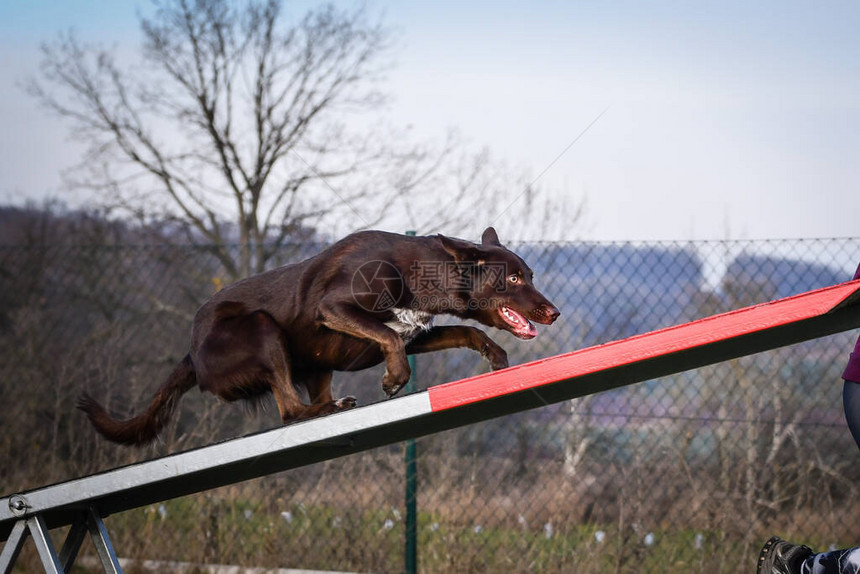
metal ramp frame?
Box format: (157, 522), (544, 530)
(3, 279), (860, 573)
(0, 509), (121, 574)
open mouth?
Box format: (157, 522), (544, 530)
(498, 305), (538, 339)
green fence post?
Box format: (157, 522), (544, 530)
(404, 230), (418, 574)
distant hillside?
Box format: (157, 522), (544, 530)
(725, 253), (844, 299)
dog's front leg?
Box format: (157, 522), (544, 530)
(406, 326), (509, 371)
(318, 300), (412, 396)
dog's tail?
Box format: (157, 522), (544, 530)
(77, 354), (196, 446)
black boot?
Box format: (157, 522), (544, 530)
(758, 537), (815, 574)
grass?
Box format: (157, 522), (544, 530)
(10, 496), (824, 574)
(9, 490), (857, 573)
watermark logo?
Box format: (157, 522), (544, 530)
(351, 260), (513, 314)
(351, 260), (405, 312)
(409, 261), (509, 293)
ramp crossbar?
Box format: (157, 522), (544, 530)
(3, 280), (860, 573)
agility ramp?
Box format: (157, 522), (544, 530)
(2, 279), (860, 573)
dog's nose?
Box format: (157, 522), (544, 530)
(543, 303), (561, 324)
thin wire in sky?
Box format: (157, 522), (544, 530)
(492, 106), (609, 227)
(289, 148), (372, 228)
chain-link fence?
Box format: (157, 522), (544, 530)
(1, 237), (859, 573)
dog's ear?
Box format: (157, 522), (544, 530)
(438, 234), (482, 262)
(481, 227), (502, 247)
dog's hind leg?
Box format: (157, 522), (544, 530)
(197, 308), (292, 415)
(262, 342), (355, 422)
(195, 303), (356, 425)
(296, 370), (357, 419)
(197, 306), (315, 423)
(255, 325), (313, 423)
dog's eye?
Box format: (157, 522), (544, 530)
(508, 274), (519, 284)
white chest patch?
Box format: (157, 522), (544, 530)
(385, 308), (434, 341)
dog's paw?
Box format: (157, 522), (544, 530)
(482, 344), (509, 371)
(382, 368), (410, 397)
(336, 396), (357, 410)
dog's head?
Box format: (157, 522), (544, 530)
(436, 227), (560, 339)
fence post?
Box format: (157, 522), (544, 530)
(404, 230), (418, 574)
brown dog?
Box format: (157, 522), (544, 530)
(79, 227), (560, 445)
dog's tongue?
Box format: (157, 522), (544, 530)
(499, 306), (538, 339)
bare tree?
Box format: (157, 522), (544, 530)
(30, 0), (585, 278)
(28, 0), (422, 278)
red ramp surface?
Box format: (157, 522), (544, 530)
(430, 279), (860, 412)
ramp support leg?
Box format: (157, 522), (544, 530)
(0, 508), (123, 574)
(0, 520), (27, 574)
(58, 517), (87, 572)
(27, 515), (63, 574)
(86, 509), (123, 574)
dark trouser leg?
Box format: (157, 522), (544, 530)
(800, 547), (860, 574)
(843, 380), (860, 452)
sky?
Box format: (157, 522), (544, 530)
(1, 0), (859, 242)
